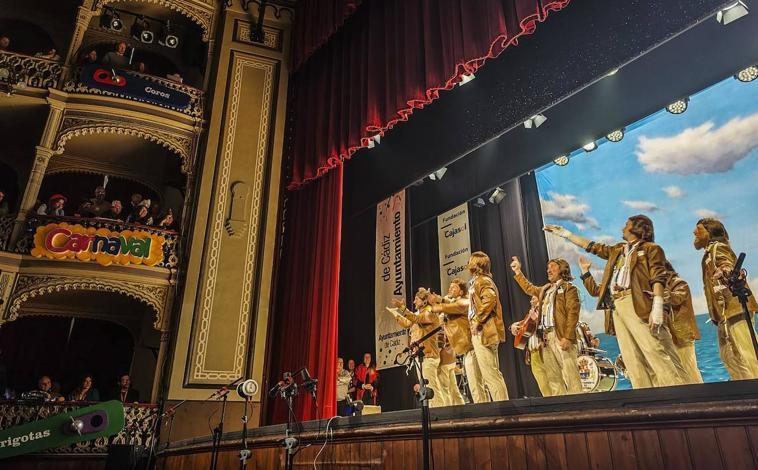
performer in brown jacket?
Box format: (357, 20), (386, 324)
(390, 288), (444, 407)
(663, 261), (703, 384)
(694, 218), (758, 380)
(445, 252), (508, 400)
(511, 257), (583, 394)
(433, 279), (488, 403)
(545, 215), (687, 388)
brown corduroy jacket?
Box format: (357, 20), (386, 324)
(665, 273), (701, 345)
(702, 241), (758, 322)
(470, 274), (506, 347)
(433, 298), (474, 356)
(396, 305), (441, 358)
(514, 272), (579, 342)
(587, 241), (668, 322)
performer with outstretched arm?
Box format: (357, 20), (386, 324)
(694, 218), (758, 380)
(432, 279), (488, 403)
(544, 215), (687, 387)
(431, 252), (508, 401)
(390, 288), (445, 407)
(510, 257), (583, 394)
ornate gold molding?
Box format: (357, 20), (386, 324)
(54, 112), (195, 174)
(190, 53), (274, 383)
(95, 0), (215, 41)
(5, 274), (170, 331)
(235, 20), (282, 50)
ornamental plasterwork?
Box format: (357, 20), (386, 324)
(190, 53), (274, 383)
(5, 274), (170, 332)
(95, 0), (214, 41)
(235, 21), (281, 50)
(54, 114), (195, 174)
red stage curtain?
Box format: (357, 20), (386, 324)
(287, 0), (571, 189)
(268, 166), (343, 423)
(291, 0), (363, 73)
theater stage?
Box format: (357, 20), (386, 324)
(156, 380), (758, 469)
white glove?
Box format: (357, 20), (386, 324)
(650, 296), (664, 328)
(545, 225), (572, 239)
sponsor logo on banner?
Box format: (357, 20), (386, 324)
(437, 203), (471, 290)
(82, 65), (192, 110)
(375, 191), (407, 370)
(31, 223), (166, 267)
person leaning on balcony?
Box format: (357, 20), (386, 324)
(0, 189), (9, 216)
(80, 49), (98, 66)
(103, 41), (130, 68)
(0, 36), (9, 52)
(34, 375), (64, 402)
(79, 186), (111, 218)
(105, 199), (125, 221)
(37, 194), (66, 216)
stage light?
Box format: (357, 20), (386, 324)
(159, 20), (179, 48)
(132, 16), (154, 44)
(582, 142), (597, 152)
(716, 1), (748, 25)
(523, 114), (547, 129)
(100, 8), (123, 31)
(489, 187), (506, 205)
(735, 65), (758, 83)
(366, 134), (381, 149)
(606, 129), (624, 143)
(428, 167), (448, 181)
(605, 68), (619, 77)
(473, 197), (486, 208)
(459, 73), (475, 86)
(666, 98), (689, 115)
(554, 155), (569, 166)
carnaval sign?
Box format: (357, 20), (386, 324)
(31, 223), (166, 267)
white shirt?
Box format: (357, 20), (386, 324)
(467, 277), (477, 320)
(611, 241), (640, 293)
(540, 280), (562, 328)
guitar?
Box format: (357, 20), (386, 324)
(513, 307), (540, 350)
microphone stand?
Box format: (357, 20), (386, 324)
(208, 377), (244, 470)
(239, 397), (250, 469)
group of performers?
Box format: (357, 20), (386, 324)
(383, 215), (758, 406)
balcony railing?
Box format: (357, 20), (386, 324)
(0, 401), (158, 454)
(0, 51), (62, 89)
(13, 215), (179, 269)
(0, 214), (13, 252)
(63, 67), (204, 118)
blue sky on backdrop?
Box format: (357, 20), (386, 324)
(537, 77), (758, 333)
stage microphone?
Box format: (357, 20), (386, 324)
(268, 380), (285, 398)
(236, 379), (259, 399)
(345, 395), (364, 416)
(301, 368), (318, 397)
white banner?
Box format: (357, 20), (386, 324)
(375, 191), (408, 370)
(437, 203), (471, 291)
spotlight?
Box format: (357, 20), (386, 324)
(459, 73), (475, 86)
(582, 141), (597, 152)
(606, 129), (624, 143)
(159, 20), (179, 48)
(473, 197), (486, 208)
(131, 16), (154, 44)
(100, 8), (123, 31)
(554, 155), (569, 166)
(523, 114), (548, 129)
(735, 65), (758, 83)
(366, 134), (381, 149)
(716, 1), (749, 25)
(605, 68), (619, 77)
(666, 98), (689, 115)
(111, 12), (123, 31)
(428, 167), (448, 181)
(488, 187), (506, 205)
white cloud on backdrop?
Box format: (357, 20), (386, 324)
(695, 208), (723, 219)
(663, 185), (685, 198)
(540, 192), (599, 230)
(622, 200), (660, 212)
(636, 113), (758, 175)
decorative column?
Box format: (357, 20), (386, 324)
(60, 5), (95, 85)
(8, 98), (65, 247)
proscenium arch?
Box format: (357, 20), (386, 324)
(93, 0), (213, 41)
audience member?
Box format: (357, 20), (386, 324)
(149, 200), (161, 221)
(105, 199), (124, 220)
(81, 49), (98, 65)
(37, 194), (66, 216)
(347, 359), (357, 400)
(128, 199), (151, 225)
(78, 186), (111, 218)
(102, 41), (130, 68)
(0, 36), (9, 52)
(355, 353), (379, 406)
(336, 357), (352, 416)
(68, 374), (100, 402)
(129, 193), (143, 212)
(0, 189), (9, 216)
(157, 209), (174, 229)
(34, 375), (64, 402)
(109, 373), (140, 403)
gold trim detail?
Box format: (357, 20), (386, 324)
(191, 53), (274, 382)
(235, 21), (281, 50)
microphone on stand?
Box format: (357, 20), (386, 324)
(236, 379), (259, 400)
(300, 368), (318, 398)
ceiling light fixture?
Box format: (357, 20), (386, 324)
(553, 155), (569, 166)
(523, 114), (548, 129)
(716, 1), (749, 25)
(459, 73), (475, 86)
(665, 98), (689, 115)
(582, 142), (597, 152)
(606, 129), (625, 143)
(735, 65), (758, 83)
